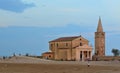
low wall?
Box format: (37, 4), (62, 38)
(92, 56), (120, 61)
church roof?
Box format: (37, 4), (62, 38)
(50, 36), (79, 42)
(97, 17), (103, 32)
(49, 35), (88, 42)
(42, 52), (54, 54)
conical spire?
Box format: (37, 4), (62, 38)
(97, 17), (103, 32)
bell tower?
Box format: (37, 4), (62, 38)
(95, 17), (105, 56)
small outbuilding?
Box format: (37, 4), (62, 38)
(42, 52), (54, 60)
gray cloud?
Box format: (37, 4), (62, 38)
(0, 0), (35, 13)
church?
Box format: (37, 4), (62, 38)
(42, 17), (105, 61)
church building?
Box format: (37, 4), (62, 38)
(49, 35), (93, 61)
(42, 17), (105, 61)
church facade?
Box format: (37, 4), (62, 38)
(42, 17), (105, 61)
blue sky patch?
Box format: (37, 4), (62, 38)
(0, 0), (35, 13)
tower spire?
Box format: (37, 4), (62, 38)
(97, 17), (103, 32)
(95, 16), (105, 57)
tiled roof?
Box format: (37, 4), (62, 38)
(49, 36), (80, 42)
(42, 52), (54, 54)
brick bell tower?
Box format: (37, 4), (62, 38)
(95, 17), (105, 56)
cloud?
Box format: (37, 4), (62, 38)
(0, 0), (120, 29)
(0, 0), (35, 13)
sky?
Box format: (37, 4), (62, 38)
(0, 0), (120, 56)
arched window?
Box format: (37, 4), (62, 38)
(49, 55), (51, 58)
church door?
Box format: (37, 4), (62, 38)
(80, 53), (82, 61)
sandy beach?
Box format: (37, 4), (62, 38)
(0, 56), (120, 73)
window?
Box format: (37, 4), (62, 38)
(49, 55), (51, 58)
(80, 43), (82, 46)
(66, 43), (68, 46)
(51, 44), (53, 47)
(56, 43), (58, 47)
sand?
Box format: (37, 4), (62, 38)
(0, 56), (120, 73)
